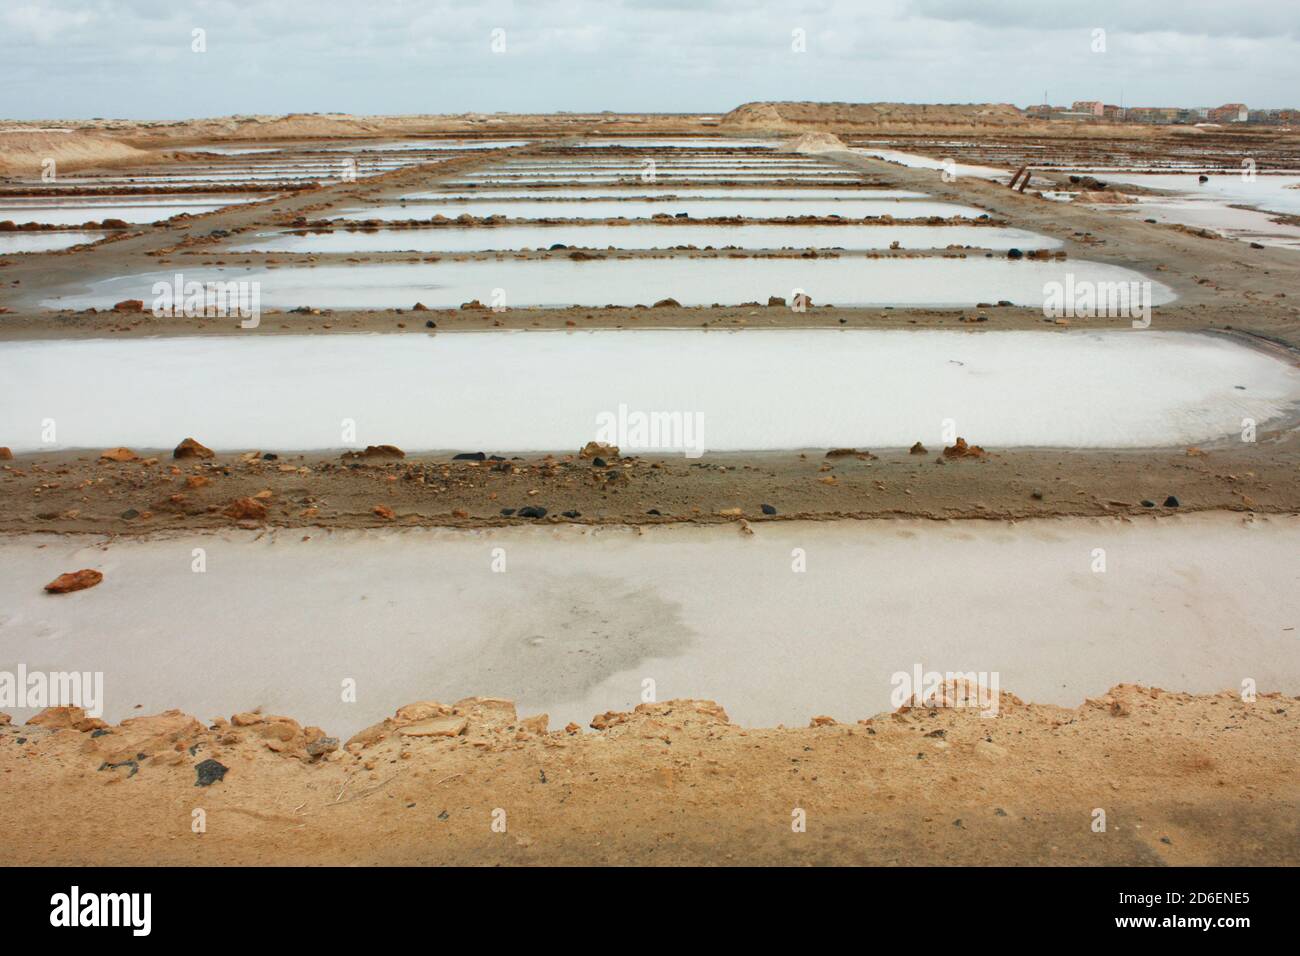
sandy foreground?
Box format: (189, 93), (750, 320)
(1, 686), (1295, 866)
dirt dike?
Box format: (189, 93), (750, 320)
(0, 130), (152, 176)
(723, 101), (1030, 133)
(3, 428), (1298, 535)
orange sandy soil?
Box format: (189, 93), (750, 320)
(1, 684), (1295, 866)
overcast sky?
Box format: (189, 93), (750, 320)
(2, 0), (1297, 119)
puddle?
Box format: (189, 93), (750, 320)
(36, 256), (1168, 312)
(0, 231), (105, 253)
(2, 515), (1295, 732)
(337, 198), (989, 220)
(5, 329), (1285, 454)
(232, 223), (1061, 253)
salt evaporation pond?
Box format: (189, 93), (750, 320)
(1069, 172), (1300, 217)
(569, 138), (778, 148)
(232, 223), (1061, 253)
(3, 515), (1296, 732)
(1109, 200), (1300, 250)
(462, 167), (858, 178)
(314, 139), (532, 151)
(400, 187), (928, 200)
(37, 257), (1169, 310)
(498, 159), (829, 169)
(0, 231), (104, 253)
(1065, 173), (1300, 249)
(447, 173), (866, 185)
(3, 331), (1291, 454)
(337, 198), (988, 220)
(0, 198), (257, 226)
(855, 147), (1010, 181)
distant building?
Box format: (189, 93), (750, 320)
(1207, 103), (1248, 123)
(1024, 103), (1063, 119)
(1023, 99), (1294, 125)
(1126, 106), (1183, 124)
(1246, 108), (1299, 125)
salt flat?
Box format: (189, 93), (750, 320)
(1, 514), (1294, 733)
(4, 330), (1284, 453)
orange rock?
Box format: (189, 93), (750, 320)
(99, 447), (138, 462)
(942, 437), (986, 459)
(398, 715), (467, 737)
(0, 447), (12, 460)
(101, 710), (205, 764)
(44, 569), (103, 594)
(222, 497), (267, 520)
(184, 475), (209, 489)
(590, 710), (631, 731)
(579, 441), (619, 459)
(373, 504), (395, 520)
(173, 437), (214, 459)
(342, 444), (405, 459)
(519, 714), (549, 735)
(112, 299), (145, 312)
(394, 701), (452, 725)
(27, 706), (88, 728)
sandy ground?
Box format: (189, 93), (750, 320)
(0, 685), (1295, 866)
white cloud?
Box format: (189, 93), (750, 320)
(0, 0), (1296, 118)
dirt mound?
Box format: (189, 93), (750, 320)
(1077, 190), (1137, 204)
(225, 113), (387, 141)
(0, 130), (148, 175)
(723, 101), (1029, 133)
(785, 131), (848, 154)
